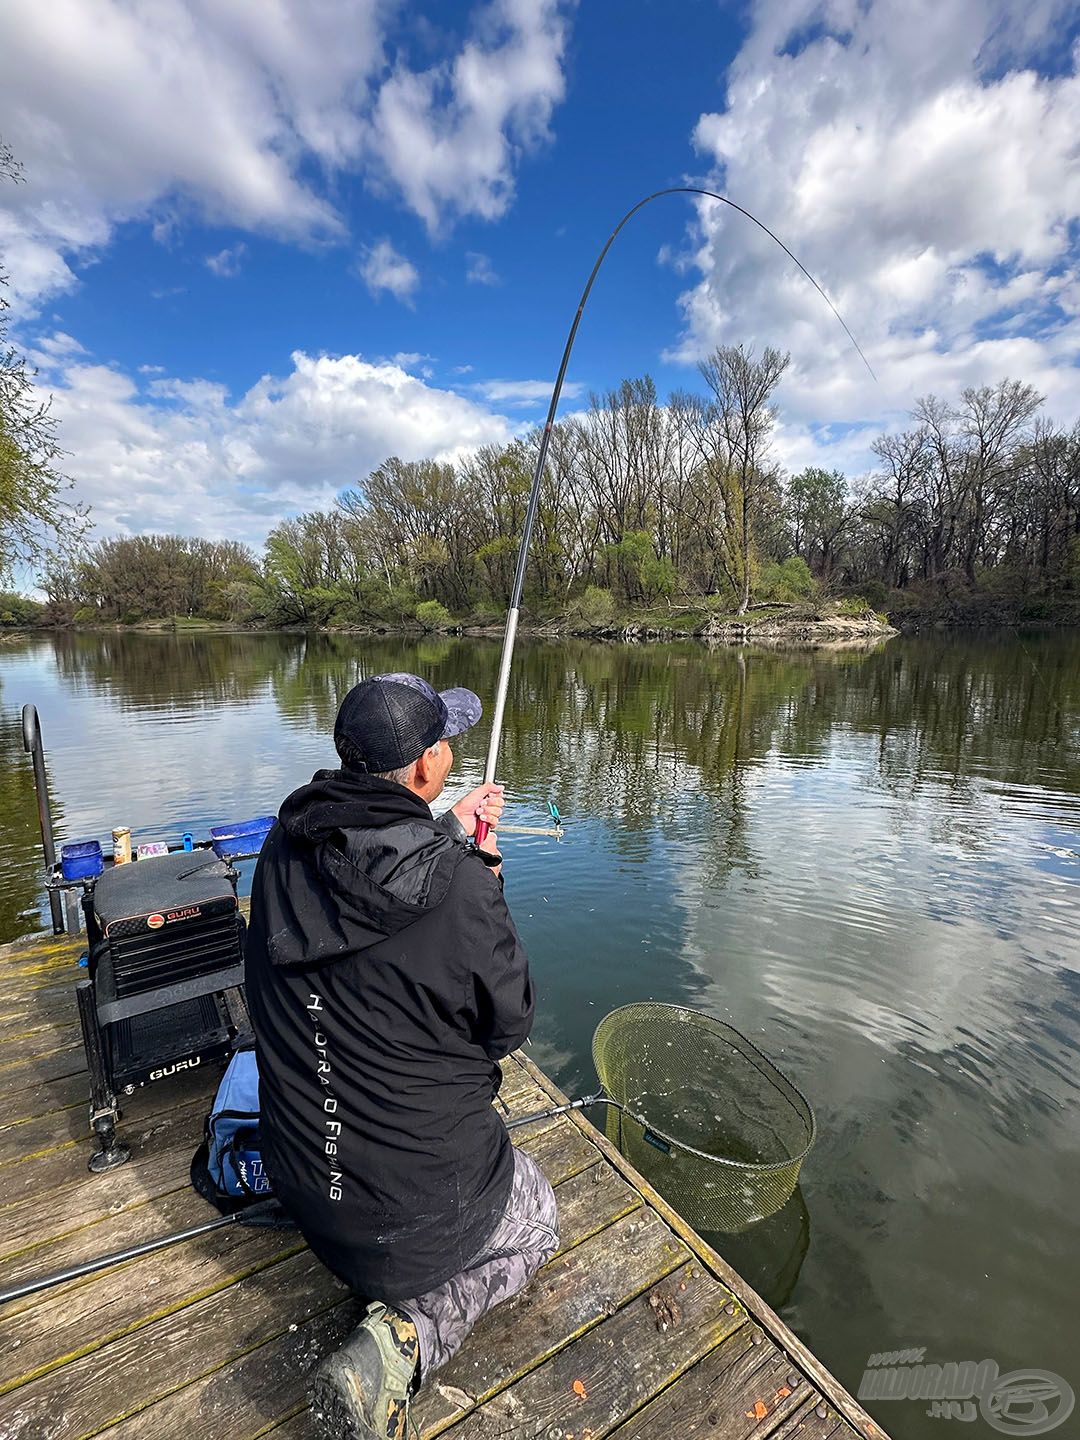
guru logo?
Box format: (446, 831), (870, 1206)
(146, 914), (165, 929)
(149, 1057), (202, 1081)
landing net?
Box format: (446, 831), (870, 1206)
(592, 1003), (815, 1233)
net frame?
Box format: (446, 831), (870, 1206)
(591, 1002), (816, 1232)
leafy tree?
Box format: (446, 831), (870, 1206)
(0, 138), (88, 581)
(415, 599), (453, 630)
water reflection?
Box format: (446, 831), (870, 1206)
(2, 629), (1079, 1437)
(704, 1187), (812, 1313)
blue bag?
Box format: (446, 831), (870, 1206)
(206, 1049), (272, 1198)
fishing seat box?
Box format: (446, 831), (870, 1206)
(83, 850), (246, 1093)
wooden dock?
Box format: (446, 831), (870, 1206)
(0, 924), (889, 1440)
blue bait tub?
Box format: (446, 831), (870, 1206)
(209, 815), (275, 859)
(60, 840), (104, 881)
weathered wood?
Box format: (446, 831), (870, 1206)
(0, 1094), (206, 1216)
(0, 1040), (86, 1090)
(439, 1260), (742, 1440)
(0, 1181), (239, 1308)
(0, 982), (80, 1028)
(0, 1018), (81, 1057)
(0, 1065), (219, 1169)
(97, 1295), (361, 1440)
(517, 1055), (890, 1440)
(0, 968), (882, 1440)
(0, 1224), (306, 1396)
(609, 1321), (809, 1439)
(0, 1128), (199, 1260)
(0, 1071), (85, 1131)
(0, 1249), (349, 1439)
(413, 1204), (681, 1436)
(769, 1399), (847, 1439)
(513, 1116), (597, 1183)
(87, 1183), (664, 1440)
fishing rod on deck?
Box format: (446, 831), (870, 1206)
(473, 186), (875, 845)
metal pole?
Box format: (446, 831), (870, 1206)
(0, 1210), (257, 1306)
(21, 704), (65, 934)
(505, 1094), (617, 1130)
(474, 187), (873, 844)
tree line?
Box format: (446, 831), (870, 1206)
(23, 349), (1080, 630)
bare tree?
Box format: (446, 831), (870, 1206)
(697, 344), (790, 613)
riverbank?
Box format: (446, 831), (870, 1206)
(3, 600), (898, 647)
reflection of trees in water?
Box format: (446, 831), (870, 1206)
(48, 631), (296, 708)
(0, 694), (62, 941)
(34, 629), (1080, 838)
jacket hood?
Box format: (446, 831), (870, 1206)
(265, 768), (467, 966)
(279, 767), (433, 843)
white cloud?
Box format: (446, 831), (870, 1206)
(466, 251), (501, 285)
(470, 377), (583, 407)
(675, 0), (1080, 472)
(205, 243), (247, 278)
(366, 0), (568, 233)
(36, 344), (516, 547)
(359, 239), (420, 304)
(0, 0), (571, 309)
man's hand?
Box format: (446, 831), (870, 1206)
(450, 782), (505, 839)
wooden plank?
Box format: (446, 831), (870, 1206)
(0, 983), (80, 1028)
(0, 1095), (206, 1216)
(0, 1223), (306, 1395)
(0, 1019), (81, 1056)
(439, 1259), (742, 1440)
(0, 1071), (85, 1131)
(517, 1055), (890, 1440)
(0, 1249), (351, 1439)
(0, 1099), (582, 1267)
(88, 1174), (657, 1440)
(0, 1126), (199, 1260)
(770, 1399), (848, 1439)
(1, 1152), (635, 1396)
(0, 1065), (219, 1169)
(516, 1117), (597, 1184)
(0, 1182), (243, 1311)
(95, 1296), (361, 1440)
(414, 1204), (681, 1436)
(609, 1321), (809, 1439)
(0, 1040), (86, 1089)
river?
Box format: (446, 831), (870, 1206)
(1, 628), (1078, 1437)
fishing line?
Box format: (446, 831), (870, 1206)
(476, 186), (876, 837)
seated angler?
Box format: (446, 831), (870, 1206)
(244, 672), (559, 1440)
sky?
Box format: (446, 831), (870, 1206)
(2, 0), (1080, 554)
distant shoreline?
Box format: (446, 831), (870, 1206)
(6, 595), (1080, 646)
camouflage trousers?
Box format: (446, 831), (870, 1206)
(397, 1147), (559, 1379)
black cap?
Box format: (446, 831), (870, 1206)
(334, 672), (482, 773)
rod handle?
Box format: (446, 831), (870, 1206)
(474, 818), (490, 845)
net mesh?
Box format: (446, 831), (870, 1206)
(592, 1003), (815, 1233)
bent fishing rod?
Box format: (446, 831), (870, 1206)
(473, 185), (874, 845)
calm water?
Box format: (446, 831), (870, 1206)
(2, 629), (1079, 1436)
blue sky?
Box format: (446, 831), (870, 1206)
(2, 0), (1080, 550)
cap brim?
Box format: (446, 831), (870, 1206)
(438, 686), (482, 738)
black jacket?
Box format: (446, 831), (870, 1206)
(244, 769), (534, 1299)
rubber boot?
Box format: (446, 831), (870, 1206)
(311, 1301), (420, 1440)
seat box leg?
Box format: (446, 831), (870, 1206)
(76, 979), (131, 1173)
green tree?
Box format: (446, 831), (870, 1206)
(0, 138), (87, 581)
(787, 467), (851, 581)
